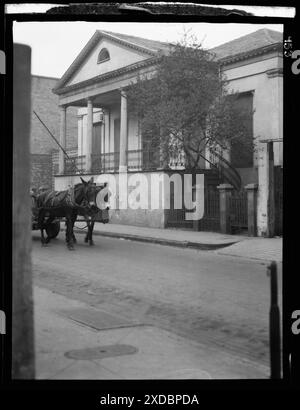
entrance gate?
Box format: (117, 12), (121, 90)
(166, 174), (193, 229)
(229, 190), (248, 233)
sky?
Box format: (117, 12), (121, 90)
(12, 21), (284, 79)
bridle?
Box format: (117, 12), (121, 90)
(74, 183), (98, 211)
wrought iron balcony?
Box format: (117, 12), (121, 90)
(91, 149), (160, 173)
(54, 149), (169, 175)
(91, 152), (119, 173)
(64, 155), (86, 175)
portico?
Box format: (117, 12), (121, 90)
(58, 88), (138, 175)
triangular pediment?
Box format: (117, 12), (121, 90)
(55, 31), (166, 91)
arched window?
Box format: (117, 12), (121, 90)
(97, 48), (110, 64)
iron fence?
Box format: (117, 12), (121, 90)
(229, 189), (248, 230)
(198, 188), (220, 232)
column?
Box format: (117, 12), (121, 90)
(217, 183), (234, 234)
(119, 89), (128, 172)
(58, 105), (66, 174)
(267, 68), (283, 166)
(245, 183), (258, 237)
(257, 142), (275, 237)
(103, 109), (110, 171)
(86, 97), (93, 172)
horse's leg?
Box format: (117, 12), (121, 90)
(71, 212), (77, 244)
(84, 218), (89, 243)
(40, 226), (46, 246)
(66, 214), (74, 250)
(38, 210), (46, 246)
(89, 220), (95, 246)
(65, 220), (69, 243)
(45, 216), (54, 244)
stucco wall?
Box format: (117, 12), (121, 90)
(77, 108), (102, 156)
(68, 38), (149, 86)
(223, 53), (283, 166)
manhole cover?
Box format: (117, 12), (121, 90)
(59, 308), (143, 330)
(65, 344), (138, 360)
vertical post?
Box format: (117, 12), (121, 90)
(86, 97), (93, 172)
(257, 141), (275, 237)
(217, 183), (234, 234)
(245, 183), (258, 236)
(119, 89), (128, 172)
(103, 109), (110, 171)
(267, 261), (281, 379)
(12, 44), (35, 378)
(77, 114), (83, 172)
(268, 142), (275, 237)
(58, 105), (66, 174)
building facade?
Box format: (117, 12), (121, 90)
(52, 29), (283, 235)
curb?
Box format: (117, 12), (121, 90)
(71, 228), (238, 251)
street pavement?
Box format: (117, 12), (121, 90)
(32, 230), (282, 379)
(72, 222), (282, 260)
(34, 286), (269, 380)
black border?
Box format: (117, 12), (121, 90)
(1, 0), (300, 402)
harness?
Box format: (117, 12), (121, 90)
(37, 185), (96, 211)
(35, 186), (77, 209)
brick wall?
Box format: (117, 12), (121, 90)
(30, 75), (78, 154)
(31, 154), (53, 189)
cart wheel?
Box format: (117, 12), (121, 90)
(45, 221), (60, 239)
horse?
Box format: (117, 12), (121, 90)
(35, 177), (98, 250)
(70, 183), (110, 246)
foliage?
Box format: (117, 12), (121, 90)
(127, 32), (254, 170)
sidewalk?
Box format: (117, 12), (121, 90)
(72, 222), (282, 261)
(73, 222), (244, 250)
(34, 286), (269, 379)
(215, 237), (282, 262)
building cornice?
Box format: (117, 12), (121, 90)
(266, 67), (283, 78)
(217, 43), (282, 67)
(99, 31), (161, 57)
(53, 56), (161, 96)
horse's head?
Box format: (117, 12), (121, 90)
(76, 177), (99, 212)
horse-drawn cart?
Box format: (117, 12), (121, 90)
(31, 194), (61, 239)
(31, 182), (110, 246)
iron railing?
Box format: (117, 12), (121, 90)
(229, 189), (248, 229)
(208, 147), (242, 191)
(64, 155), (86, 174)
(127, 149), (143, 170)
(91, 149), (157, 173)
(91, 152), (119, 173)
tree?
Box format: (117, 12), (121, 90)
(127, 32), (254, 171)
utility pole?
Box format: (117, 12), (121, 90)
(12, 44), (35, 378)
